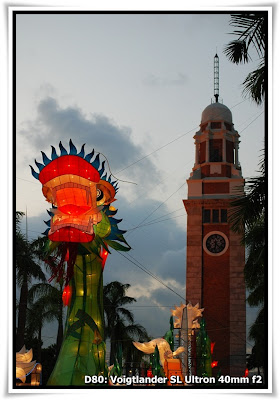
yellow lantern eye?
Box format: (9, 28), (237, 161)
(96, 189), (104, 202)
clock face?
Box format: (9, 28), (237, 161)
(205, 234), (226, 254)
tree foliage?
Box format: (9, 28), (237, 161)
(15, 212), (46, 350)
(103, 281), (149, 367)
(229, 156), (266, 371)
(224, 13), (266, 105)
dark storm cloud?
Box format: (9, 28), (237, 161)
(19, 96), (160, 183)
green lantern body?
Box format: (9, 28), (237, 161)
(48, 254), (107, 386)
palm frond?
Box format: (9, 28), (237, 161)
(224, 40), (250, 64)
(228, 13), (265, 56)
(118, 307), (134, 324)
(248, 307), (265, 341)
(242, 61), (265, 105)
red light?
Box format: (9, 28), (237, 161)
(100, 247), (109, 269)
(64, 248), (69, 261)
(62, 285), (72, 306)
(211, 342), (215, 354)
(211, 361), (218, 368)
(49, 227), (94, 242)
(244, 368), (249, 378)
(147, 368), (153, 378)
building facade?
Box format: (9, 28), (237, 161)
(183, 100), (246, 376)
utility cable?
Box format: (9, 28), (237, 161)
(125, 181), (186, 238)
(115, 99), (247, 175)
(116, 250), (186, 303)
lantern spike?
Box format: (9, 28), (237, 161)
(77, 144), (85, 158)
(69, 139), (77, 155)
(41, 151), (51, 166)
(98, 160), (106, 177)
(30, 165), (39, 180)
(85, 148), (95, 162)
(35, 159), (45, 172)
(91, 153), (100, 170)
(51, 146), (58, 160)
(42, 228), (50, 236)
(109, 217), (123, 225)
(101, 172), (107, 181)
(108, 174), (112, 183)
(59, 141), (68, 156)
(44, 220), (51, 227)
(47, 209), (54, 217)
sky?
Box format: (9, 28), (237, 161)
(15, 10), (266, 355)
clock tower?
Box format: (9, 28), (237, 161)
(183, 55), (246, 376)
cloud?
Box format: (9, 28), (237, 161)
(143, 72), (188, 87)
(17, 97), (161, 188)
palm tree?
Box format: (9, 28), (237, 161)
(121, 323), (150, 375)
(224, 13), (266, 105)
(31, 236), (65, 352)
(229, 156), (266, 372)
(15, 212), (46, 350)
(27, 282), (64, 354)
(25, 293), (59, 362)
(103, 281), (149, 366)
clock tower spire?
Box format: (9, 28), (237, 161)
(183, 55), (246, 376)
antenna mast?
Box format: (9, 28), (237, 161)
(214, 53), (219, 103)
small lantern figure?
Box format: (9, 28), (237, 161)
(31, 363), (42, 386)
(62, 285), (72, 306)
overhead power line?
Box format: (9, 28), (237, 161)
(116, 250), (186, 303)
(125, 181), (186, 238)
(115, 99), (248, 175)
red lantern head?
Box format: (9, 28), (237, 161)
(62, 285), (72, 306)
(30, 141), (119, 244)
(40, 155), (102, 243)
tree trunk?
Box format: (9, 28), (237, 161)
(16, 273), (28, 351)
(47, 254), (106, 386)
(109, 330), (116, 366)
(56, 296), (63, 355)
(37, 324), (42, 363)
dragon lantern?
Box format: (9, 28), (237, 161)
(30, 140), (130, 386)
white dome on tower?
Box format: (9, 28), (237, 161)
(201, 102), (232, 124)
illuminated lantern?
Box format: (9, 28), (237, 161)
(30, 140), (131, 386)
(147, 367), (153, 378)
(62, 285), (72, 306)
(211, 361), (218, 368)
(100, 247), (109, 269)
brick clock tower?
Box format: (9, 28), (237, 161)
(183, 55), (246, 377)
